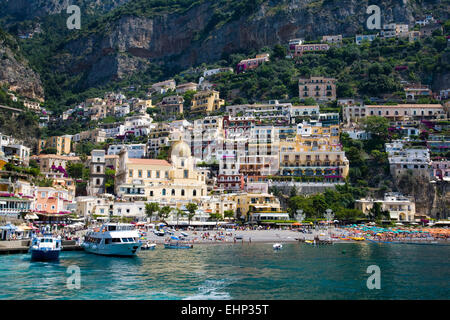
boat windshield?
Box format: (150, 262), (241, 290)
(107, 225), (134, 231)
(42, 238), (53, 243)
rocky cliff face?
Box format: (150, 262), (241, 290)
(0, 0), (446, 93)
(55, 0), (432, 89)
(0, 0), (131, 20)
(0, 30), (44, 101)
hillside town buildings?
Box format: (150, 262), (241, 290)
(298, 76), (337, 101)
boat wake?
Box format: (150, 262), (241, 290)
(183, 279), (232, 300)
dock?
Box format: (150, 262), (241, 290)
(0, 240), (83, 255)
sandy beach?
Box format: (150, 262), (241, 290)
(142, 228), (335, 244)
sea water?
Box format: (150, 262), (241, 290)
(0, 242), (448, 299)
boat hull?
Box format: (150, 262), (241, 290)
(82, 242), (142, 256)
(164, 244), (193, 249)
(30, 249), (60, 261)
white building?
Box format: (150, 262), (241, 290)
(355, 193), (416, 222)
(386, 141), (430, 178)
(108, 144), (147, 159)
(355, 34), (377, 45)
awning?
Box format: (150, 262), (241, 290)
(24, 213), (39, 220)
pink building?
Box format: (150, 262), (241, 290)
(431, 160), (450, 181)
(293, 44), (329, 57)
(236, 54), (270, 73)
(34, 187), (72, 214)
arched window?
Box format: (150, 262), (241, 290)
(96, 178), (101, 185)
(193, 190), (197, 196)
(181, 189), (185, 196)
(162, 189), (166, 196)
(172, 189), (175, 196)
(181, 160), (185, 167)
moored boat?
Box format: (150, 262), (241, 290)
(273, 243), (283, 250)
(29, 234), (61, 261)
(82, 223), (142, 256)
(164, 242), (193, 249)
(141, 241), (156, 250)
(164, 236), (193, 249)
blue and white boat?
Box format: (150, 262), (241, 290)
(29, 234), (62, 261)
(164, 236), (193, 249)
(82, 223), (142, 256)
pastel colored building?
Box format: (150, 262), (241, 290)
(355, 193), (416, 222)
(115, 140), (208, 202)
(158, 95), (184, 117)
(176, 82), (198, 94)
(236, 53), (270, 73)
(279, 122), (349, 183)
(190, 90), (224, 115)
(39, 135), (72, 155)
(293, 43), (329, 57)
(298, 76), (336, 101)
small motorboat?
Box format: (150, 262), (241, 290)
(351, 237), (365, 241)
(339, 237), (351, 241)
(164, 236), (193, 249)
(141, 241), (156, 250)
(154, 230), (165, 237)
(164, 242), (193, 249)
(273, 243), (283, 250)
(30, 234), (62, 261)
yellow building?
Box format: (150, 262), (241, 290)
(232, 193), (282, 220)
(191, 90), (224, 115)
(279, 122), (349, 182)
(116, 140), (207, 202)
(39, 135), (72, 155)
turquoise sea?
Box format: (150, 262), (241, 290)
(0, 242), (449, 299)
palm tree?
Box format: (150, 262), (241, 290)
(145, 202), (159, 223)
(175, 208), (185, 226)
(186, 203), (198, 226)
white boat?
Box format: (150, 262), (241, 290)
(30, 234), (62, 261)
(273, 243), (283, 250)
(82, 223), (142, 256)
(141, 241), (156, 250)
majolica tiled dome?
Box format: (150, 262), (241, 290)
(171, 140), (191, 158)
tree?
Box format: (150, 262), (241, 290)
(186, 203), (198, 226)
(360, 116), (389, 140)
(158, 206), (172, 224)
(224, 210), (234, 220)
(145, 202), (159, 222)
(272, 44), (286, 59)
(175, 208), (185, 226)
(209, 212), (222, 228)
(368, 202), (390, 221)
(105, 168), (115, 193)
(67, 162), (84, 179)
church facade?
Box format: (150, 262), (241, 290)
(115, 140), (208, 204)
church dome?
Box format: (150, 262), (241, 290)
(171, 140), (191, 158)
